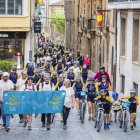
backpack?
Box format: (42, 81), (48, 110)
(24, 84), (35, 91)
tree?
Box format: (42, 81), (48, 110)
(50, 11), (65, 34)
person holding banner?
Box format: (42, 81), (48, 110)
(39, 73), (54, 130)
(19, 77), (36, 130)
(60, 79), (75, 130)
(16, 70), (27, 123)
(0, 72), (14, 131)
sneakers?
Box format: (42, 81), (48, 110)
(131, 125), (134, 130)
(19, 119), (24, 123)
(28, 126), (32, 130)
(104, 124), (107, 130)
(133, 121), (136, 127)
(46, 124), (50, 130)
(6, 126), (10, 131)
(63, 125), (67, 130)
(42, 123), (45, 128)
(106, 124), (110, 129)
(88, 117), (91, 121)
(23, 121), (27, 127)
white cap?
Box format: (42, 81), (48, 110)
(3, 72), (9, 77)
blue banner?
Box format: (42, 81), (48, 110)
(3, 91), (66, 114)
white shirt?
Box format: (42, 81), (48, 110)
(39, 82), (54, 91)
(60, 86), (75, 108)
(0, 79), (14, 99)
(68, 66), (80, 76)
(19, 84), (37, 91)
(16, 79), (26, 90)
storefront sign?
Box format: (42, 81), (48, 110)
(34, 22), (41, 33)
(0, 32), (26, 39)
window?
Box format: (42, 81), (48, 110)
(121, 75), (125, 94)
(120, 18), (126, 56)
(0, 0), (6, 15)
(0, 0), (22, 15)
(132, 19), (139, 62)
(133, 82), (138, 96)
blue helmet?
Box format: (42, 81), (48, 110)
(112, 92), (119, 99)
(88, 77), (94, 81)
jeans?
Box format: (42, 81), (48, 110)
(41, 113), (51, 125)
(63, 106), (71, 125)
(2, 114), (10, 127)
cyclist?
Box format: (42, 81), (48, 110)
(73, 77), (85, 114)
(51, 71), (59, 90)
(94, 66), (111, 85)
(66, 68), (76, 87)
(58, 74), (65, 89)
(55, 60), (64, 75)
(122, 89), (139, 130)
(62, 55), (67, 67)
(9, 67), (19, 90)
(112, 92), (121, 123)
(63, 62), (71, 72)
(52, 55), (57, 68)
(86, 77), (96, 121)
(39, 73), (54, 130)
(81, 65), (89, 84)
(27, 63), (34, 77)
(95, 89), (112, 130)
(95, 75), (112, 96)
(33, 69), (41, 90)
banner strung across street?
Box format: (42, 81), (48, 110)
(3, 91), (66, 114)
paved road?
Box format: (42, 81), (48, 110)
(0, 108), (140, 140)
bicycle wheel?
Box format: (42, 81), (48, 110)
(81, 102), (86, 124)
(97, 112), (103, 132)
(124, 112), (128, 132)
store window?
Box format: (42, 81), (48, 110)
(0, 0), (22, 15)
(0, 39), (24, 68)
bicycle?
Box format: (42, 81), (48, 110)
(79, 91), (87, 124)
(94, 101), (106, 132)
(118, 101), (130, 132)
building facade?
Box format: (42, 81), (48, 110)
(108, 0), (140, 96)
(0, 0), (34, 68)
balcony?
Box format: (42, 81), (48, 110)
(107, 0), (140, 9)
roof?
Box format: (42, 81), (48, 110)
(49, 0), (64, 6)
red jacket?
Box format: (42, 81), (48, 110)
(84, 57), (90, 66)
(94, 71), (111, 85)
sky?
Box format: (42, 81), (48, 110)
(49, 0), (60, 4)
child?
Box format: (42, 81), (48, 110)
(95, 89), (112, 130)
(122, 89), (139, 130)
(112, 92), (121, 123)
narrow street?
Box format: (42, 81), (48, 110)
(1, 109), (140, 140)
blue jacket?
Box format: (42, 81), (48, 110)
(87, 84), (96, 92)
(27, 67), (34, 76)
(9, 72), (18, 84)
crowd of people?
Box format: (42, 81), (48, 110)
(0, 34), (139, 132)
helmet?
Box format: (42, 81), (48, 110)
(69, 68), (73, 71)
(100, 66), (105, 70)
(52, 71), (57, 76)
(112, 92), (119, 99)
(130, 88), (136, 96)
(59, 74), (65, 78)
(0, 71), (3, 75)
(67, 62), (71, 65)
(100, 89), (106, 95)
(43, 73), (51, 78)
(83, 65), (87, 69)
(88, 77), (94, 81)
(101, 75), (107, 80)
(74, 61), (79, 64)
(3, 72), (9, 77)
(34, 69), (41, 73)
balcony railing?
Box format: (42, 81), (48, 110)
(108, 0), (140, 9)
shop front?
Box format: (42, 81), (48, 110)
(0, 32), (26, 69)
